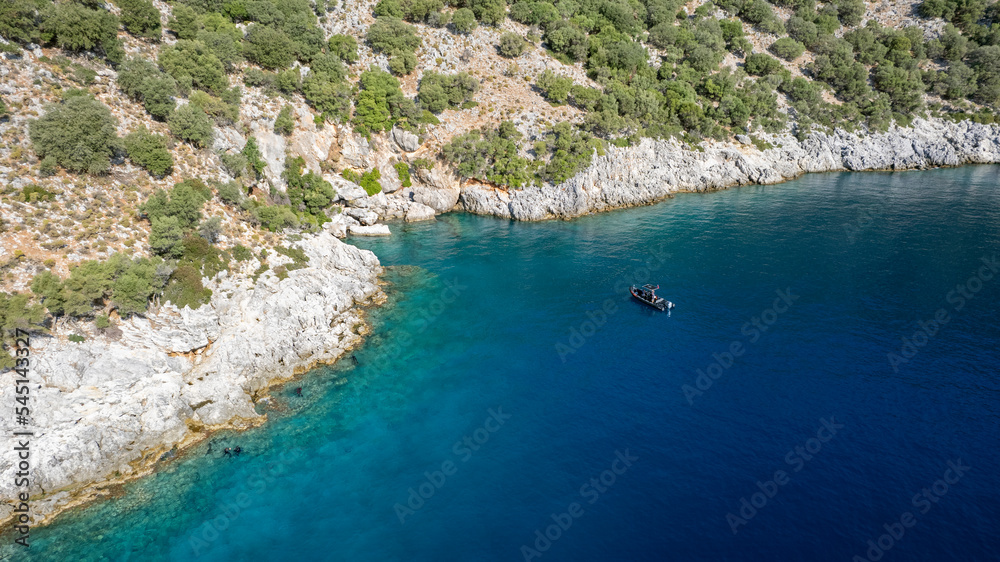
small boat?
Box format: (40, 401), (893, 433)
(630, 284), (675, 311)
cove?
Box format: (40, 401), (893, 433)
(5, 166), (1000, 561)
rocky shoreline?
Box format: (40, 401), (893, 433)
(457, 118), (1000, 221)
(0, 232), (383, 530)
(5, 116), (1000, 533)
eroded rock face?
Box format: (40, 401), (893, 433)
(391, 127), (421, 152)
(459, 118), (1000, 220)
(0, 233), (382, 527)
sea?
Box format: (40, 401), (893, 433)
(7, 166), (1000, 561)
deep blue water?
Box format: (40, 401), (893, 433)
(7, 167), (1000, 561)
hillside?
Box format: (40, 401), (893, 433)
(4, 0), (1000, 531)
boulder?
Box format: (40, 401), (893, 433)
(349, 224), (391, 236)
(391, 127), (421, 152)
(405, 201), (437, 222)
(412, 186), (460, 213)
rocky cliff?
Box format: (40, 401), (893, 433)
(0, 232), (382, 527)
(458, 118), (1000, 221)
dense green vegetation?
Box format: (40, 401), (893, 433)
(417, 72), (480, 112)
(274, 104), (295, 135)
(168, 103), (215, 147)
(124, 127), (174, 177)
(282, 156), (336, 226)
(367, 17), (422, 75)
(29, 93), (120, 175)
(441, 121), (533, 187)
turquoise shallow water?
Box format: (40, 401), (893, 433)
(6, 167), (1000, 561)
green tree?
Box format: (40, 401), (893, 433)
(149, 216), (185, 257)
(283, 156), (335, 218)
(470, 0), (506, 25)
(159, 40), (228, 95)
(0, 0), (42, 45)
(124, 127), (174, 177)
(29, 95), (120, 175)
(243, 24), (296, 69)
(39, 2), (123, 63)
(536, 70), (574, 104)
(118, 0), (162, 39)
(274, 104), (295, 135)
(168, 104), (215, 148)
(368, 17), (422, 54)
(745, 53), (783, 76)
(162, 265), (212, 308)
(30, 271), (67, 317)
(498, 32), (527, 57)
(0, 292), (45, 367)
(770, 37), (806, 60)
(328, 34), (359, 63)
(452, 8), (477, 33)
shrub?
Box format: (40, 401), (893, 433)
(149, 215), (184, 257)
(274, 104), (295, 135)
(162, 265), (212, 309)
(353, 68), (409, 135)
(242, 137), (267, 177)
(243, 24), (296, 69)
(117, 57), (178, 120)
(441, 121), (531, 187)
(283, 156), (335, 220)
(159, 40), (228, 95)
(29, 95), (120, 174)
(189, 89), (240, 126)
(470, 0), (506, 25)
(745, 53), (783, 76)
(95, 314), (111, 329)
(328, 34), (359, 63)
(21, 185), (56, 202)
(740, 0), (784, 34)
(536, 70), (574, 104)
(360, 169), (383, 195)
(168, 104), (214, 148)
(770, 37), (806, 60)
(232, 244), (253, 261)
(198, 216), (223, 243)
(40, 2), (123, 63)
(124, 127), (174, 177)
(118, 0), (162, 40)
(395, 162), (412, 187)
(141, 180), (210, 230)
(217, 181), (244, 205)
(368, 17), (422, 55)
(388, 51), (418, 75)
(252, 204), (300, 231)
(452, 8), (477, 34)
(498, 32), (527, 57)
(0, 0), (41, 45)
(418, 71), (480, 112)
